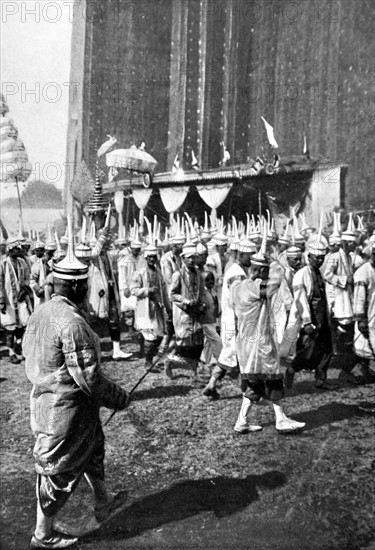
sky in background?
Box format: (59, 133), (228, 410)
(1, 0), (74, 196)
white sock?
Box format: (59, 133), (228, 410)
(273, 402), (286, 424)
(113, 341), (120, 355)
(236, 396), (252, 425)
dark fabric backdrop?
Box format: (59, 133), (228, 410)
(81, 0), (374, 209)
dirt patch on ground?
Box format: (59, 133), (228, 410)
(1, 330), (374, 549)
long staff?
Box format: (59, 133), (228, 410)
(104, 350), (166, 427)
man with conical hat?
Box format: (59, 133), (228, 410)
(44, 236), (67, 303)
(195, 242), (209, 273)
(352, 241), (375, 382)
(232, 229), (305, 434)
(16, 222), (33, 282)
(160, 219), (184, 292)
(283, 245), (304, 293)
(206, 224), (228, 305)
(0, 238), (33, 363)
(166, 228), (206, 378)
(30, 234), (49, 310)
(323, 212), (359, 384)
(118, 224), (142, 333)
(225, 216), (240, 272)
(349, 214), (367, 272)
(198, 271), (222, 375)
(23, 220), (130, 549)
(283, 226), (337, 391)
(29, 232), (45, 265)
(267, 247), (295, 348)
(159, 218), (185, 349)
(131, 242), (171, 371)
(279, 216), (307, 270)
(203, 239), (256, 399)
(85, 204), (132, 361)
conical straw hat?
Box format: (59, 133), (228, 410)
(53, 214), (89, 280)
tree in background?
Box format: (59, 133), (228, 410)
(1, 180), (62, 209)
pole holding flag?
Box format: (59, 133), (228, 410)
(261, 116), (278, 149)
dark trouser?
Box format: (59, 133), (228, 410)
(330, 317), (357, 372)
(212, 362), (239, 381)
(175, 344), (203, 360)
(212, 364), (227, 381)
(37, 425), (105, 517)
(291, 317), (333, 382)
(334, 320), (357, 373)
(144, 337), (162, 362)
(241, 377), (284, 403)
(108, 284), (120, 342)
(165, 309), (174, 338)
(171, 344), (203, 372)
(6, 327), (24, 354)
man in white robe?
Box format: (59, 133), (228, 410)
(0, 239), (33, 363)
(323, 231), (359, 383)
(283, 241), (337, 390)
(202, 240), (255, 399)
(232, 250), (305, 434)
(30, 239), (48, 310)
(353, 242), (375, 382)
(131, 244), (170, 370)
(167, 241), (205, 378)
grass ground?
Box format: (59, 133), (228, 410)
(0, 329), (374, 550)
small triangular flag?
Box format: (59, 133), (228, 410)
(303, 134), (310, 159)
(261, 116), (278, 148)
(219, 141), (231, 167)
(172, 154), (180, 174)
(191, 150), (200, 170)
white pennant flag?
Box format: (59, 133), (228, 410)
(261, 116), (278, 148)
(172, 154), (180, 174)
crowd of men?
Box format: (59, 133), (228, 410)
(1, 208), (375, 548)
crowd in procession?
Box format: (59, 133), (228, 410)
(1, 206), (375, 548)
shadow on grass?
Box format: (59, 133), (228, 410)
(101, 355), (136, 364)
(131, 385), (193, 401)
(290, 401), (375, 431)
(83, 471), (286, 542)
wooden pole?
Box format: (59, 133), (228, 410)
(15, 177), (24, 232)
(258, 187), (262, 218)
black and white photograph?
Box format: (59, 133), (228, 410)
(0, 1), (374, 548)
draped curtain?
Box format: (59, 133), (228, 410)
(82, 0), (375, 210)
(132, 187), (153, 229)
(197, 183), (233, 210)
(159, 186), (190, 213)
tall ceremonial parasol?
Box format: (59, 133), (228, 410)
(0, 94), (32, 228)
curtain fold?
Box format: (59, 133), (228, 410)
(159, 186), (190, 213)
(132, 187), (153, 231)
(166, 0), (188, 170)
(132, 187), (153, 209)
(197, 182), (233, 210)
